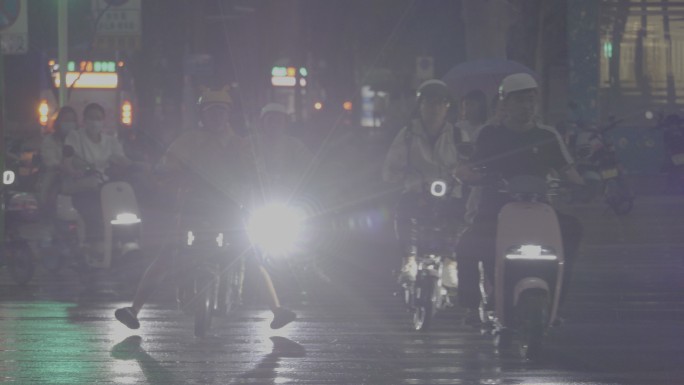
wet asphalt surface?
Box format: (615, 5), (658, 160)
(1, 194), (684, 385)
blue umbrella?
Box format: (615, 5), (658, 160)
(441, 59), (538, 103)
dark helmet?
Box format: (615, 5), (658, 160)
(416, 79), (452, 104)
(197, 85), (233, 110)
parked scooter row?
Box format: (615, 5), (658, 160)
(647, 111), (684, 194)
(563, 118), (634, 215)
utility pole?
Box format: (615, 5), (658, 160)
(58, 0), (69, 107)
(0, 51), (4, 245)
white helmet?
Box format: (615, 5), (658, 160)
(498, 73), (538, 100)
(260, 103), (289, 119)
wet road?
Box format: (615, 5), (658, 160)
(1, 195), (684, 384)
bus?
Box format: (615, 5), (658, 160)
(37, 57), (136, 134)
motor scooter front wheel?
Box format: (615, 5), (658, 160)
(6, 241), (35, 285)
(412, 276), (439, 331)
(516, 289), (549, 360)
(193, 270), (217, 338)
(605, 178), (633, 216)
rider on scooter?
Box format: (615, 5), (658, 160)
(61, 103), (145, 254)
(454, 73), (585, 325)
(114, 87), (297, 331)
(383, 79), (470, 288)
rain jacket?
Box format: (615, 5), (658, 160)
(383, 119), (466, 198)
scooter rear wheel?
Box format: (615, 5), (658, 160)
(41, 240), (66, 274)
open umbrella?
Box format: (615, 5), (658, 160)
(441, 59), (538, 103)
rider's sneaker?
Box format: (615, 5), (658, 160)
(115, 307), (141, 330)
(397, 258), (418, 284)
(270, 307), (297, 329)
(441, 260), (458, 288)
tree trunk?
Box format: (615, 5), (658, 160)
(461, 0), (514, 60)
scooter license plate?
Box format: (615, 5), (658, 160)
(601, 168), (619, 179)
(671, 153), (684, 165)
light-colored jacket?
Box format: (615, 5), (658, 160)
(383, 119), (465, 197)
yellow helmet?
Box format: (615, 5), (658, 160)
(197, 85), (233, 108)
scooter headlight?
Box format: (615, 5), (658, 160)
(430, 180), (448, 197)
(111, 212), (141, 225)
(247, 203), (306, 256)
(505, 245), (557, 260)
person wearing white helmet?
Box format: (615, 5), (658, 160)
(383, 79), (469, 286)
(453, 73), (585, 325)
(115, 88), (297, 331)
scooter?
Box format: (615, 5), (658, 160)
(176, 215), (245, 338)
(1, 144), (55, 283)
(568, 119), (634, 215)
(177, 200), (305, 337)
(399, 179), (465, 331)
(650, 113), (684, 194)
(1, 189), (38, 285)
(478, 175), (565, 360)
(61, 147), (144, 279)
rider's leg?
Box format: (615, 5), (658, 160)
(455, 218), (496, 309)
(395, 193), (419, 282)
(251, 256), (297, 329)
(130, 252), (175, 314)
(115, 250), (176, 329)
(257, 264), (281, 311)
(71, 190), (104, 249)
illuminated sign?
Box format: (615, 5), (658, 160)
(49, 60), (119, 73)
(49, 60), (120, 89)
(121, 100), (133, 126)
(52, 73), (119, 89)
(271, 66), (307, 87)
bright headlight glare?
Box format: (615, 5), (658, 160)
(505, 245), (557, 260)
(111, 212), (141, 225)
(247, 203), (306, 255)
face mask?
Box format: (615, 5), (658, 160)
(86, 120), (104, 134)
(58, 122), (77, 135)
